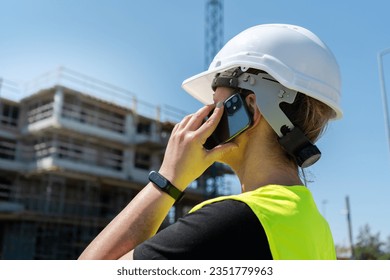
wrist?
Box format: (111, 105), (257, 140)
(157, 168), (189, 192)
(148, 171), (184, 202)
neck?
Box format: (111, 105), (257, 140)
(237, 163), (303, 192)
(228, 122), (303, 193)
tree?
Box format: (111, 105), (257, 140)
(354, 224), (390, 260)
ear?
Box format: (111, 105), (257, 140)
(245, 93), (262, 125)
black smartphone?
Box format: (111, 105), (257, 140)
(204, 93), (253, 150)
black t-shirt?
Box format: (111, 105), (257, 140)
(133, 199), (273, 260)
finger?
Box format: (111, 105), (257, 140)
(196, 102), (224, 142)
(175, 113), (194, 131)
(176, 107), (204, 132)
(185, 104), (215, 131)
(172, 114), (191, 133)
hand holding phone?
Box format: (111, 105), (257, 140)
(204, 93), (253, 150)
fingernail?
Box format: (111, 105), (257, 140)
(216, 101), (223, 108)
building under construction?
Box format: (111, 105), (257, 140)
(0, 68), (233, 259)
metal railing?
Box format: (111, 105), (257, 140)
(1, 67), (188, 123)
(0, 78), (23, 101)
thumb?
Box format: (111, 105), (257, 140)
(207, 142), (239, 162)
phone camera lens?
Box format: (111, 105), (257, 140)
(225, 94), (242, 115)
(226, 101), (232, 108)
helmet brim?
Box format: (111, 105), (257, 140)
(182, 63), (239, 105)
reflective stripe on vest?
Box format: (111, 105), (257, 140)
(189, 185), (336, 260)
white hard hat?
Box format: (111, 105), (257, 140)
(182, 23), (342, 119)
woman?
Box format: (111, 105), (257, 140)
(79, 24), (341, 260)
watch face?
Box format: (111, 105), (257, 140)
(149, 171), (168, 189)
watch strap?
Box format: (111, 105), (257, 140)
(148, 171), (183, 202)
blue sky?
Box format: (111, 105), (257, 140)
(1, 0), (390, 248)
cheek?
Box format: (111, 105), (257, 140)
(213, 88), (235, 103)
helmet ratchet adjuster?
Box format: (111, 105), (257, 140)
(213, 67), (321, 168)
(211, 67), (244, 91)
(278, 125), (321, 168)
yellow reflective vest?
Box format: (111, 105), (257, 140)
(190, 185), (336, 260)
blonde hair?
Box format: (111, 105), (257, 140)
(282, 93), (335, 142)
(278, 92), (335, 166)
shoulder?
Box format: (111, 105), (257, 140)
(190, 199), (258, 224)
(134, 199), (272, 260)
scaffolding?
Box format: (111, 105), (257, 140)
(0, 68), (233, 259)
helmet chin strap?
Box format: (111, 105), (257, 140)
(212, 67), (321, 168)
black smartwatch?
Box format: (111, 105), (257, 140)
(148, 171), (183, 202)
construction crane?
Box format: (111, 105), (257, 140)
(205, 0), (224, 69)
